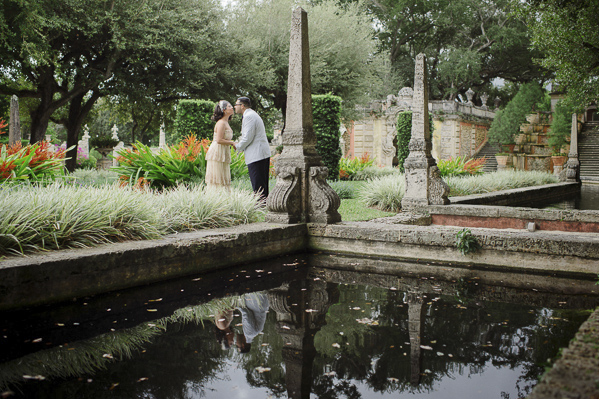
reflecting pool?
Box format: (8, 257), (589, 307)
(1, 254), (598, 399)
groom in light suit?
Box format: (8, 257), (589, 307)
(234, 97), (271, 200)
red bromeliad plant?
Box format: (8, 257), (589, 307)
(338, 152), (375, 180)
(437, 156), (486, 178)
(0, 118), (7, 135)
(0, 141), (68, 182)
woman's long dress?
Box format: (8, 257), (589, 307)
(205, 128), (232, 189)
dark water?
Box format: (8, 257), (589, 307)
(543, 183), (599, 210)
(1, 254), (598, 399)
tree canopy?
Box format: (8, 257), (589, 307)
(515, 0), (599, 109)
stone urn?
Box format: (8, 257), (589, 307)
(551, 155), (567, 167)
(96, 147), (115, 170)
(495, 154), (512, 170)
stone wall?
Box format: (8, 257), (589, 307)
(348, 89), (495, 167)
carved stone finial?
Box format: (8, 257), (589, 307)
(401, 53), (449, 210)
(266, 7), (341, 224)
(465, 88), (475, 105)
(480, 93), (489, 110)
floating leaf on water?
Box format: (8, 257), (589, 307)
(332, 343), (341, 348)
(255, 270), (264, 273)
(56, 323), (64, 327)
(147, 309), (158, 312)
(109, 383), (119, 390)
(437, 352), (444, 356)
(23, 375), (45, 381)
(430, 340), (437, 344)
(192, 277), (201, 281)
(324, 371), (336, 377)
(282, 325), (291, 330)
(390, 287), (397, 291)
(32, 338), (42, 343)
(137, 377), (148, 382)
(424, 369), (432, 373)
(148, 298), (162, 302)
(305, 309), (318, 313)
(387, 377), (399, 382)
(420, 345), (433, 350)
(352, 307), (361, 310)
(261, 343), (269, 347)
(255, 366), (271, 373)
(103, 354), (114, 359)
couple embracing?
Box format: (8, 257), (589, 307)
(205, 97), (271, 200)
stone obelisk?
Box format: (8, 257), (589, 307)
(8, 95), (21, 146)
(401, 53), (449, 210)
(266, 7), (341, 224)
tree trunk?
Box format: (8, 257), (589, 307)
(64, 91), (101, 172)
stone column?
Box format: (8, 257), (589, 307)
(8, 95), (21, 146)
(566, 113), (579, 182)
(159, 122), (166, 149)
(401, 54), (449, 210)
(266, 7), (341, 224)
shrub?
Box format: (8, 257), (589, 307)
(0, 141), (69, 183)
(89, 134), (119, 149)
(352, 166), (401, 181)
(313, 94), (342, 181)
(173, 99), (215, 143)
(455, 228), (480, 255)
(357, 174), (405, 212)
(114, 135), (247, 189)
(548, 100), (576, 154)
(396, 111), (434, 172)
(339, 153), (374, 180)
(114, 135), (209, 189)
(488, 82), (546, 146)
(328, 180), (359, 199)
(437, 156), (486, 177)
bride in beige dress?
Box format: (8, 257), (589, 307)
(205, 100), (236, 189)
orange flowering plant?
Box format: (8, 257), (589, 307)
(338, 152), (374, 180)
(0, 141), (69, 182)
(113, 135), (211, 189)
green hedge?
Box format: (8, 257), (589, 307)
(488, 82), (545, 146)
(396, 111), (434, 172)
(172, 99), (215, 143)
(313, 94), (342, 181)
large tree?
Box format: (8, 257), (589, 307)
(0, 0), (236, 170)
(337, 0), (547, 100)
(515, 0), (599, 109)
(226, 0), (385, 122)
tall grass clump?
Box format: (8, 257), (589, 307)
(357, 174), (405, 212)
(0, 183), (162, 255)
(0, 183), (264, 256)
(69, 169), (119, 187)
(446, 170), (559, 196)
(352, 166), (401, 181)
(158, 185), (264, 231)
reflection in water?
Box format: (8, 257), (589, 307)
(543, 183), (599, 210)
(1, 255), (597, 399)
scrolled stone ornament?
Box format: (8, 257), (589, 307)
(308, 166), (341, 224)
(266, 166), (302, 223)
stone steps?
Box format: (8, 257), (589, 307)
(476, 142), (500, 172)
(579, 122), (599, 179)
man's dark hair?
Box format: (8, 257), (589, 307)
(237, 97), (252, 108)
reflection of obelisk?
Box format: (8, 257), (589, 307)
(407, 291), (426, 385)
(268, 280), (338, 399)
(266, 7), (341, 224)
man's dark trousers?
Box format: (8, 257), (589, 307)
(247, 157), (270, 200)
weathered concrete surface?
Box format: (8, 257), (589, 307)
(308, 222), (599, 278)
(449, 181), (580, 207)
(0, 223), (307, 311)
(527, 307), (599, 399)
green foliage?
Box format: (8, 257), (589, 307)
(173, 100), (215, 143)
(516, 0), (599, 109)
(338, 198), (395, 221)
(328, 180), (360, 199)
(313, 95), (342, 181)
(339, 153), (374, 180)
(352, 166), (401, 181)
(548, 101), (576, 154)
(69, 169), (119, 187)
(357, 174), (405, 212)
(445, 170), (559, 196)
(455, 228), (480, 255)
(396, 111), (434, 172)
(437, 157), (486, 177)
(89, 134), (119, 149)
(488, 82), (546, 145)
(0, 142), (69, 183)
(0, 183), (264, 255)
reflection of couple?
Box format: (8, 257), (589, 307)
(205, 97), (271, 200)
(214, 293), (269, 354)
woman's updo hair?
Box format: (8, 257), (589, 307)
(211, 100), (232, 121)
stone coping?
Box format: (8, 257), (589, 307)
(527, 307), (599, 399)
(446, 182), (581, 208)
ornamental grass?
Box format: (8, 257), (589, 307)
(357, 170), (560, 212)
(0, 183), (264, 256)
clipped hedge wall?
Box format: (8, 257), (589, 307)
(313, 94), (342, 181)
(396, 111), (434, 172)
(172, 99), (215, 143)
